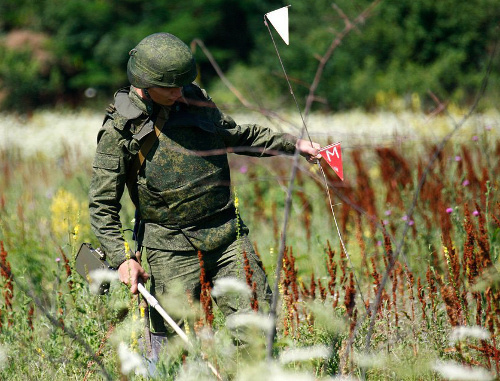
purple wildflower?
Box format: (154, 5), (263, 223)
(462, 179), (470, 186)
(473, 210), (479, 217)
(446, 208), (453, 214)
(472, 135), (479, 141)
(454, 156), (461, 162)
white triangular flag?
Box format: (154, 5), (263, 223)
(265, 6), (290, 45)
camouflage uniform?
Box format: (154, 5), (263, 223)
(89, 83), (298, 331)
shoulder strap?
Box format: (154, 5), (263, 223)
(125, 109), (168, 204)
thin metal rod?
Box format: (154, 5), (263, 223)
(264, 14), (311, 360)
(264, 12), (368, 359)
(317, 163), (368, 312)
(264, 16), (313, 145)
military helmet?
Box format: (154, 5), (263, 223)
(127, 33), (197, 88)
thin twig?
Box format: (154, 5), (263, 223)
(83, 323), (115, 381)
(191, 39), (253, 109)
(190, 38), (298, 132)
(303, 0), (382, 119)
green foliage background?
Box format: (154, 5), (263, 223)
(0, 0), (498, 112)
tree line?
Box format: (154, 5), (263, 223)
(0, 0), (498, 113)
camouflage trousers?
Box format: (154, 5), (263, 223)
(146, 235), (272, 333)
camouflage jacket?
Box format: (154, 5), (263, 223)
(89, 84), (298, 268)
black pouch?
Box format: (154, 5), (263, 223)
(75, 243), (114, 294)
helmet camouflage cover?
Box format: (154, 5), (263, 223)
(127, 32), (197, 88)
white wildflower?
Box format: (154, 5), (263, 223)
(211, 277), (251, 298)
(449, 326), (491, 343)
(353, 352), (386, 369)
(433, 360), (493, 381)
(197, 326), (214, 341)
(236, 362), (315, 381)
(279, 345), (331, 364)
(110, 317), (144, 345)
(0, 345), (7, 370)
(0, 111), (102, 158)
(88, 268), (119, 294)
(117, 342), (147, 377)
(305, 299), (348, 334)
(176, 360), (214, 381)
(226, 312), (273, 333)
(1, 111), (497, 159)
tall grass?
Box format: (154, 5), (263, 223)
(0, 110), (498, 380)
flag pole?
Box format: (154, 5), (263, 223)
(264, 7), (315, 360)
(263, 7), (367, 360)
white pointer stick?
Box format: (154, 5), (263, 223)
(137, 283), (190, 345)
(137, 283), (222, 380)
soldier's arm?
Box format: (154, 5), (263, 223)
(217, 114), (321, 160)
(218, 114), (296, 156)
(185, 84), (298, 156)
(183, 83), (321, 159)
(88, 120), (134, 269)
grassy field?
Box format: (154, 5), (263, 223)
(0, 108), (499, 380)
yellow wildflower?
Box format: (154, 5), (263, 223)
(140, 306), (145, 318)
(36, 347), (45, 358)
(50, 188), (89, 242)
(124, 241), (131, 256)
(72, 224), (79, 241)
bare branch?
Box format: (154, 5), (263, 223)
(426, 90), (449, 121)
(191, 38), (307, 133)
(332, 3), (356, 31)
(191, 39), (253, 109)
(304, 0), (382, 118)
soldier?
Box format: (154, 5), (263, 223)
(89, 32), (321, 332)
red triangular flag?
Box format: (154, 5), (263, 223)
(319, 142), (344, 181)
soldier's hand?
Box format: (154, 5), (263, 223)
(118, 259), (149, 294)
(296, 139), (322, 163)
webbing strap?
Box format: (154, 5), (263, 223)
(126, 109), (167, 202)
(137, 112), (166, 168)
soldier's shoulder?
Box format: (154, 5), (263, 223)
(102, 87), (147, 132)
(183, 82), (212, 102)
(181, 82), (225, 123)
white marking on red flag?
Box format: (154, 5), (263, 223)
(265, 6), (290, 45)
(319, 142), (344, 181)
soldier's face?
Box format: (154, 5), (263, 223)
(148, 87), (183, 106)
